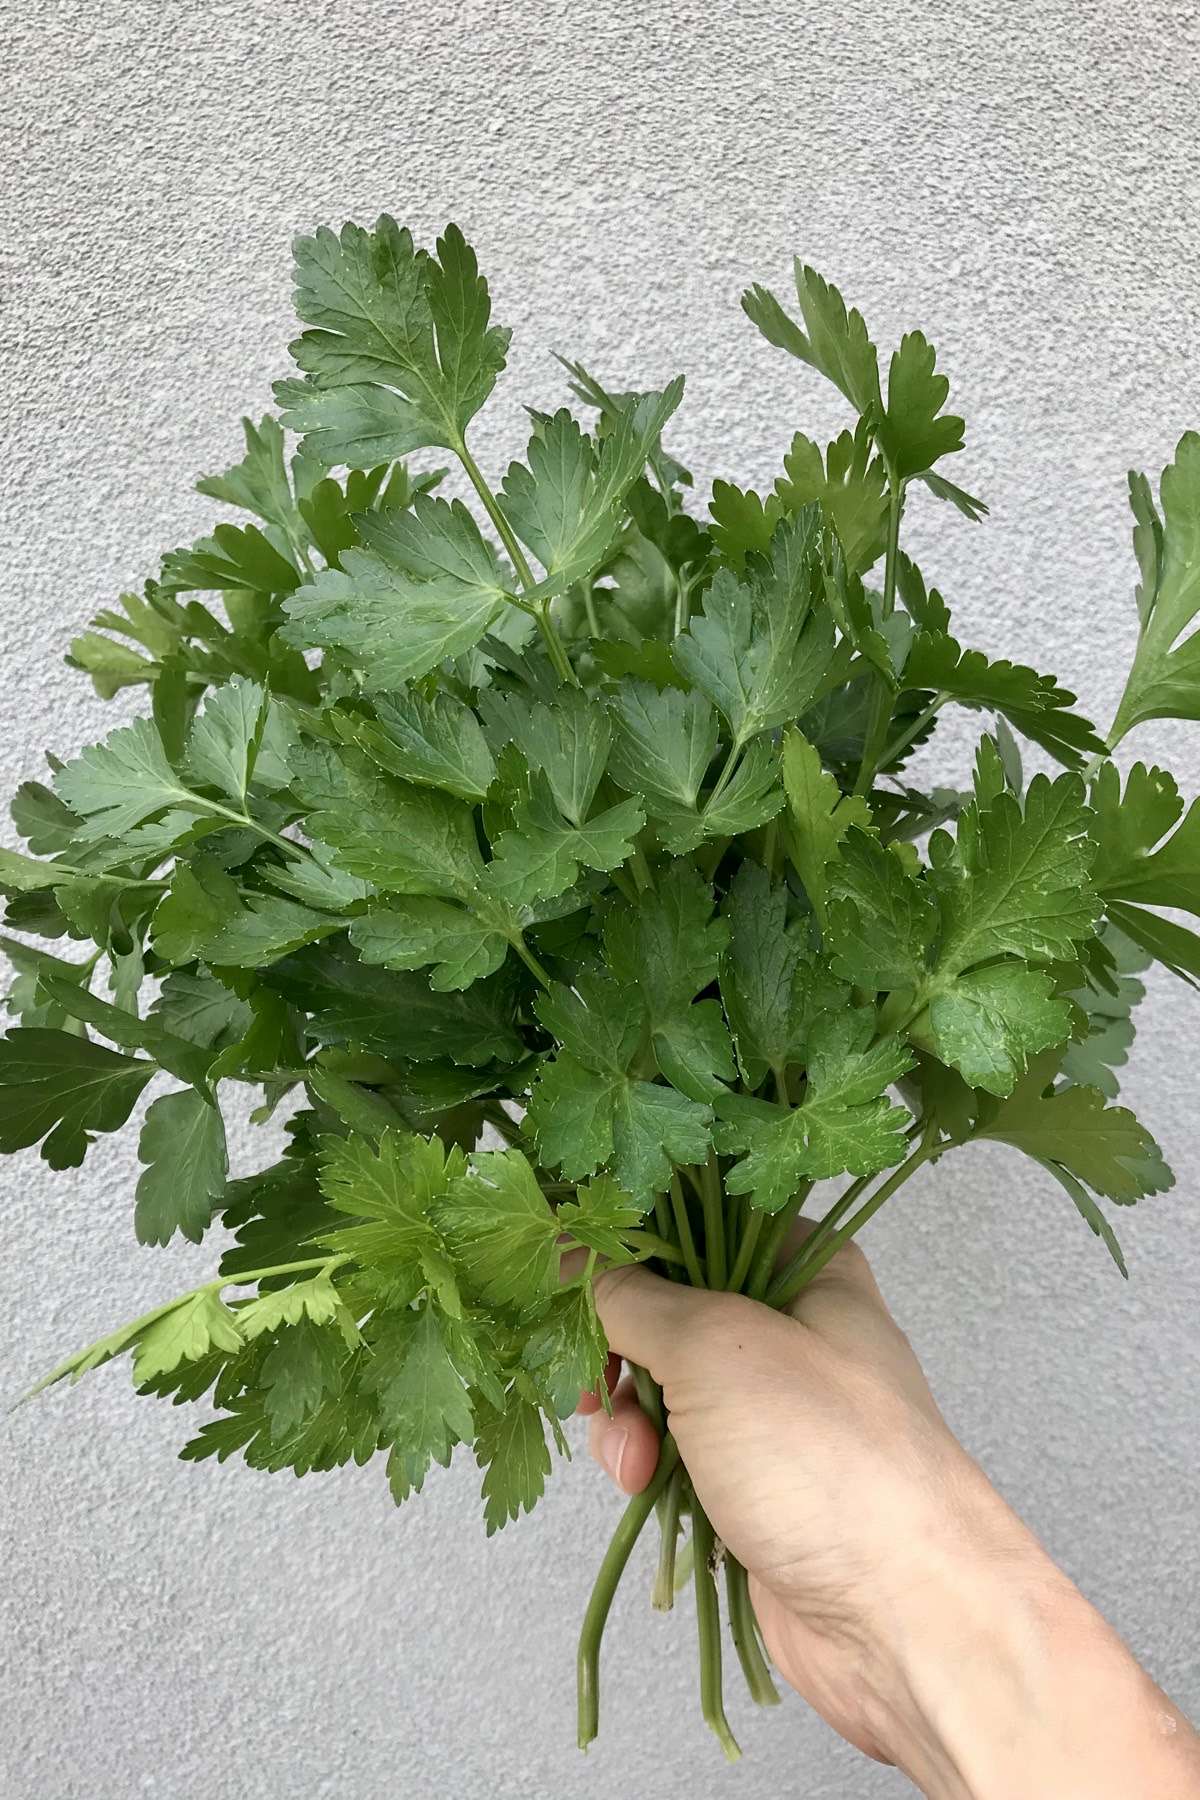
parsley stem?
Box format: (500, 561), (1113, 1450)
(852, 471), (904, 797)
(651, 1464), (684, 1611)
(746, 1184), (812, 1300)
(726, 1210), (763, 1292)
(707, 740), (742, 809)
(875, 691), (948, 774)
(765, 1174), (870, 1306)
(726, 1554), (780, 1706)
(217, 1253), (349, 1289)
(194, 797), (305, 859)
(535, 601), (580, 686)
(768, 1143), (935, 1308)
(456, 439), (537, 588)
(700, 1151), (726, 1288)
(627, 1229), (687, 1268)
(509, 933), (553, 991)
(692, 1503), (742, 1761)
(577, 1433), (681, 1749)
(670, 1172), (707, 1288)
(653, 1192), (685, 1281)
(456, 438), (582, 688)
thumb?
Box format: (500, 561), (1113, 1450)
(592, 1263), (713, 1383)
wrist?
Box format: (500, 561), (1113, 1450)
(858, 1461), (1200, 1799)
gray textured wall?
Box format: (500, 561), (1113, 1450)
(3, 2), (1199, 1795)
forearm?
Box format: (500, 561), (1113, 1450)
(862, 1487), (1200, 1799)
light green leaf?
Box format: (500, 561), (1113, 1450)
(521, 1286), (609, 1419)
(1110, 433), (1200, 742)
(259, 1317), (345, 1434)
(366, 1303), (474, 1470)
(919, 964), (1073, 1097)
(315, 1129), (463, 1296)
(436, 1148), (561, 1308)
(235, 1271), (343, 1338)
(131, 1289), (244, 1384)
(475, 1387), (551, 1534)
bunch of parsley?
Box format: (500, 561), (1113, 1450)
(7, 219), (1198, 1758)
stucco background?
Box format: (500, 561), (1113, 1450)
(3, 1), (1199, 1794)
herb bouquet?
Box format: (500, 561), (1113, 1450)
(8, 219), (1198, 1759)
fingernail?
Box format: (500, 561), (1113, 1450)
(599, 1428), (628, 1486)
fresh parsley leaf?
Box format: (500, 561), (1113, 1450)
(281, 496), (514, 687)
(134, 1088), (229, 1246)
(285, 218), (509, 458)
(0, 1026), (155, 1167)
(673, 516), (834, 748)
(781, 727), (872, 927)
(717, 1012), (912, 1209)
(1110, 433), (1200, 743)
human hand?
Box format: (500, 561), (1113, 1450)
(581, 1236), (1200, 1798)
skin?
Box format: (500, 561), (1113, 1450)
(579, 1235), (1200, 1798)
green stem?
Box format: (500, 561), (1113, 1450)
(536, 601), (580, 686)
(707, 740), (743, 809)
(480, 1102), (522, 1147)
(875, 692), (948, 774)
(852, 471), (904, 798)
(726, 1211), (763, 1294)
(631, 1362), (665, 1436)
(195, 797), (306, 860)
(726, 1555), (780, 1706)
(769, 1143), (935, 1309)
(508, 933), (553, 991)
(670, 1173), (707, 1288)
(456, 438), (580, 688)
(691, 1504), (741, 1761)
(653, 1192), (684, 1282)
(577, 1435), (681, 1750)
(766, 1173), (870, 1306)
(700, 1153), (726, 1288)
(652, 1465), (684, 1611)
(626, 1230), (688, 1268)
(747, 1184), (812, 1301)
(456, 440), (538, 588)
